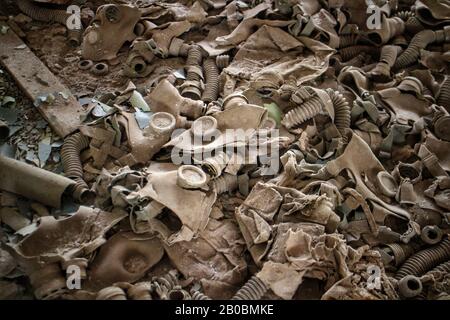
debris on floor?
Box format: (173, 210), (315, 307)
(0, 0), (450, 300)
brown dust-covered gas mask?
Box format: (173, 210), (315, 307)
(82, 4), (141, 61)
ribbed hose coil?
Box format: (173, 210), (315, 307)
(415, 260), (450, 300)
(216, 55), (230, 69)
(17, 0), (82, 46)
(96, 286), (127, 300)
(291, 86), (312, 103)
(61, 132), (90, 200)
(395, 238), (450, 280)
(339, 45), (374, 62)
(339, 34), (358, 48)
(202, 58), (219, 103)
(387, 243), (415, 266)
(17, 0), (70, 25)
(437, 77), (450, 111)
(395, 11), (415, 21)
(327, 89), (351, 137)
(186, 45), (203, 83)
(231, 276), (269, 300)
(212, 173), (238, 194)
(393, 30), (437, 70)
(152, 271), (179, 292)
(61, 133), (89, 179)
(282, 95), (324, 129)
(427, 260), (450, 275)
(405, 16), (425, 34)
(191, 291), (212, 300)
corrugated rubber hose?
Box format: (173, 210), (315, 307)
(17, 0), (69, 25)
(395, 11), (415, 21)
(151, 271), (179, 293)
(17, 0), (82, 46)
(216, 54), (230, 69)
(437, 77), (450, 111)
(339, 45), (374, 62)
(212, 173), (238, 194)
(393, 30), (439, 70)
(395, 237), (450, 280)
(190, 290), (212, 300)
(282, 96), (323, 129)
(231, 275), (269, 300)
(339, 34), (359, 49)
(61, 132), (93, 203)
(282, 87), (325, 129)
(405, 16), (425, 34)
(181, 45), (203, 100)
(327, 89), (351, 139)
(427, 259), (450, 275)
(416, 259), (450, 300)
(202, 58), (219, 103)
(186, 45), (203, 82)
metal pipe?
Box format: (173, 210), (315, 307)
(0, 155), (75, 208)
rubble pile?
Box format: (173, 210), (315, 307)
(1, 0), (450, 300)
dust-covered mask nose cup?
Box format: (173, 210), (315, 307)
(149, 112), (176, 135)
(177, 165), (208, 189)
(376, 171), (398, 198)
(191, 116), (218, 139)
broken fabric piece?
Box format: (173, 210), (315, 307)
(130, 164), (216, 244)
(7, 206), (126, 267)
(225, 25), (334, 86)
(164, 218), (247, 299)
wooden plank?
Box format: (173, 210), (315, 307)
(0, 22), (84, 137)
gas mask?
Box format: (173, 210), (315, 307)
(82, 4), (141, 61)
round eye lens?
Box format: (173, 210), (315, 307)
(105, 5), (121, 23)
(257, 87), (274, 97)
(134, 63), (144, 72)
